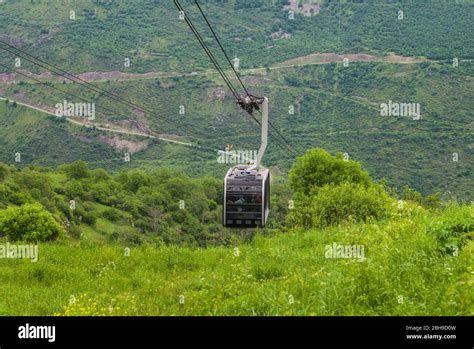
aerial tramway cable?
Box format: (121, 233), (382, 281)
(1, 2), (303, 159)
(193, 0), (250, 97)
(174, 0), (241, 101)
(174, 0), (303, 157)
(0, 41), (209, 139)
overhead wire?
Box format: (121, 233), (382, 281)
(0, 40), (211, 140)
(192, 0), (302, 156)
(175, 0), (304, 157)
(0, 62), (136, 120)
(0, 64), (273, 161)
(174, 0), (241, 101)
(2, 4), (305, 160)
(0, 49), (296, 162)
(177, 0), (298, 156)
(174, 0), (302, 158)
(193, 0), (250, 96)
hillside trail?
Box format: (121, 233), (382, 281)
(0, 52), (445, 84)
(0, 96), (193, 147)
(0, 53), (470, 146)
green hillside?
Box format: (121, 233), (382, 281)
(0, 149), (472, 316)
(1, 0), (473, 73)
(1, 209), (473, 316)
(0, 1), (472, 317)
(0, 207), (474, 316)
(1, 59), (472, 199)
(0, 0), (473, 200)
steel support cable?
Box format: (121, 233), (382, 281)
(176, 0), (287, 148)
(0, 42), (208, 139)
(175, 3), (301, 157)
(0, 62), (256, 157)
(0, 42), (167, 120)
(7, 2), (297, 160)
(176, 1), (261, 126)
(0, 42), (197, 134)
(174, 0), (241, 101)
(174, 0), (265, 132)
(0, 47), (273, 159)
(193, 0), (250, 96)
(0, 62), (144, 122)
(1, 43), (300, 160)
(175, 2), (273, 158)
(189, 1), (302, 156)
(0, 63), (272, 158)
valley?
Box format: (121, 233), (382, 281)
(0, 0), (472, 319)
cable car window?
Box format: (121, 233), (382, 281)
(224, 167), (270, 228)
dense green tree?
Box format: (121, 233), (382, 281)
(288, 182), (393, 228)
(61, 160), (90, 180)
(288, 148), (372, 195)
(0, 203), (63, 242)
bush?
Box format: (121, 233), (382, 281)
(74, 204), (97, 226)
(287, 148), (393, 228)
(67, 222), (82, 239)
(102, 208), (121, 222)
(427, 203), (474, 255)
(288, 182), (394, 228)
(0, 203), (63, 242)
(61, 160), (90, 180)
(118, 170), (151, 193)
(288, 148), (372, 195)
(89, 182), (113, 204)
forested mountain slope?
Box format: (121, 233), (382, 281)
(0, 0), (472, 199)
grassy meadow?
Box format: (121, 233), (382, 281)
(0, 202), (472, 316)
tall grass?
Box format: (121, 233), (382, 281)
(0, 203), (471, 316)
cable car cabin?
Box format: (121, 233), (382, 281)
(174, 2), (277, 227)
(224, 165), (270, 228)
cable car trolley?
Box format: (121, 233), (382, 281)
(173, 1), (294, 228)
(224, 97), (270, 228)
